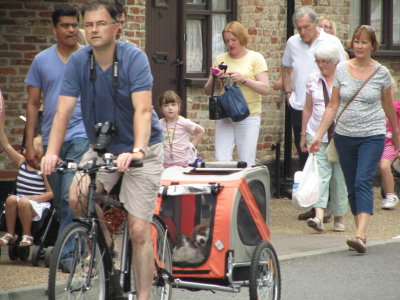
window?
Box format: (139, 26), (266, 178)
(350, 0), (400, 53)
(184, 0), (236, 81)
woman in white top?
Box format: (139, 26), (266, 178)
(300, 43), (347, 233)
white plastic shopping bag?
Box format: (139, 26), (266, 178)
(292, 153), (321, 210)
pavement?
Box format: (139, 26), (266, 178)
(1, 233), (399, 300)
(1, 191), (400, 299)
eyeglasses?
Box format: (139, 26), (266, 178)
(83, 21), (116, 29)
(315, 59), (330, 65)
(321, 25), (332, 29)
(59, 23), (79, 29)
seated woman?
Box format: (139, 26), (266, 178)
(0, 91), (53, 247)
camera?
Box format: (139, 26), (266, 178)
(93, 121), (117, 154)
(218, 62), (228, 73)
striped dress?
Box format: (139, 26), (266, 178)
(16, 162), (46, 195)
(15, 162), (50, 221)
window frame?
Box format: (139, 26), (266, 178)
(358, 0), (400, 56)
(183, 1), (236, 87)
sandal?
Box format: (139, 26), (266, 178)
(333, 222), (346, 232)
(307, 217), (324, 232)
(19, 235), (34, 247)
(0, 233), (18, 246)
(346, 236), (367, 253)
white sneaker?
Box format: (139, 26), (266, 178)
(382, 194), (399, 209)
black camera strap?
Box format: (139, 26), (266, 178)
(89, 45), (119, 125)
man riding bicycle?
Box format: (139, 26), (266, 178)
(41, 1), (164, 299)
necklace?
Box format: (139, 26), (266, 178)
(165, 118), (177, 159)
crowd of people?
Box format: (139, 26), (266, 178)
(0, 3), (399, 298)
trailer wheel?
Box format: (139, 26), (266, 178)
(249, 241), (281, 300)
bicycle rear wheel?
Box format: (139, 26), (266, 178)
(48, 222), (109, 300)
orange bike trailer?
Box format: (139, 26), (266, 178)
(154, 165), (271, 282)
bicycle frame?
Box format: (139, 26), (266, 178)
(49, 154), (173, 300)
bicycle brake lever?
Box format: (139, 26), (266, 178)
(129, 160), (143, 168)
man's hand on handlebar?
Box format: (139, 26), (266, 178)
(41, 154), (62, 175)
(116, 152), (144, 172)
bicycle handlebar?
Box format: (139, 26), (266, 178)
(54, 153), (143, 174)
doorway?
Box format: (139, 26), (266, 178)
(145, 1), (185, 116)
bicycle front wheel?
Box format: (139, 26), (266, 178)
(48, 222), (109, 300)
(151, 216), (173, 300)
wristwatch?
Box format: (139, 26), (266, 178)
(132, 148), (145, 157)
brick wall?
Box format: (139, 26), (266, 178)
(0, 0), (399, 177)
(0, 0), (146, 178)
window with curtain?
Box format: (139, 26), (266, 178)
(349, 0), (361, 35)
(185, 0), (235, 79)
(350, 0), (400, 52)
(212, 14), (227, 63)
(370, 0), (382, 42)
(394, 0), (400, 45)
(186, 20), (203, 72)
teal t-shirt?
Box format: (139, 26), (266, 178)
(61, 41), (163, 154)
(25, 45), (87, 145)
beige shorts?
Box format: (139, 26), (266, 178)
(79, 143), (163, 222)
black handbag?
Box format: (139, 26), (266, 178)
(209, 76), (228, 120)
(219, 77), (250, 122)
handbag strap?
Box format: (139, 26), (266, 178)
(321, 79), (330, 107)
(321, 80), (335, 141)
(211, 75), (216, 97)
(335, 65), (381, 123)
(211, 75), (230, 96)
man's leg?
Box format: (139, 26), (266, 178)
(119, 143), (163, 299)
(128, 214), (153, 300)
(292, 106), (311, 220)
(290, 106), (308, 169)
(59, 138), (89, 258)
(44, 144), (70, 234)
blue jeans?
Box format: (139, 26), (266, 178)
(334, 133), (384, 215)
(45, 137), (89, 258)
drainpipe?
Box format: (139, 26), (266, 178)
(281, 0), (295, 197)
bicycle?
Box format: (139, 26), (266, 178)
(47, 153), (173, 300)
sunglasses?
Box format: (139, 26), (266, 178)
(358, 25), (376, 32)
